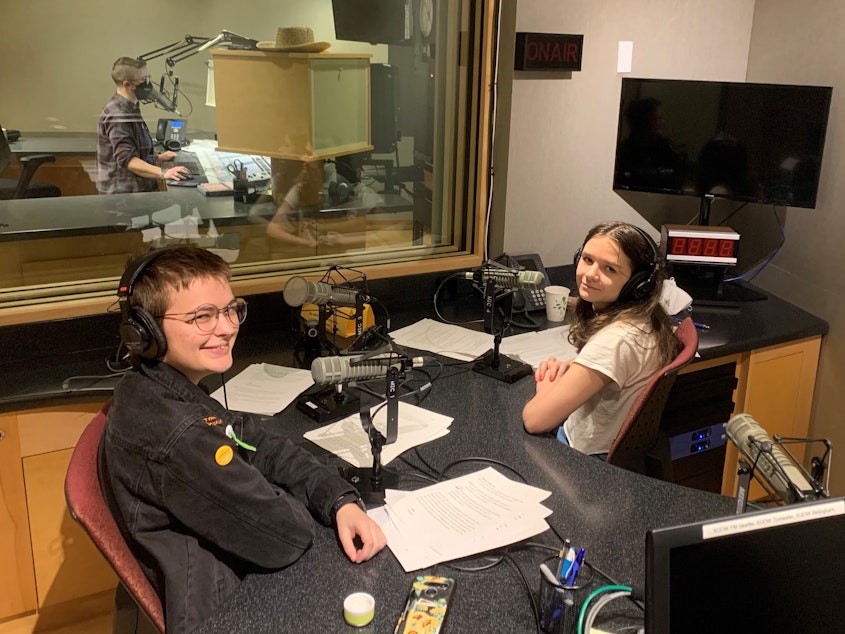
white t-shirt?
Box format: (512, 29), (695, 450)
(562, 319), (663, 455)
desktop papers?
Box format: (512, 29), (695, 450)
(369, 467), (553, 571)
(303, 401), (453, 468)
(389, 318), (577, 368)
(209, 363), (314, 416)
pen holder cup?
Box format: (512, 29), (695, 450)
(233, 179), (258, 204)
(538, 556), (594, 634)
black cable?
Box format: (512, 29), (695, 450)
(433, 271), (484, 326)
(501, 551), (542, 634)
(438, 457), (528, 483)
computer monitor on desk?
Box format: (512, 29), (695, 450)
(646, 497), (845, 633)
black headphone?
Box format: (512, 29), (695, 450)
(328, 175), (351, 205)
(573, 224), (661, 302)
(163, 138), (182, 152)
(117, 250), (169, 360)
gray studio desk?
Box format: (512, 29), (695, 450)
(190, 369), (736, 634)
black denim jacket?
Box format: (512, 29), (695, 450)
(99, 361), (356, 633)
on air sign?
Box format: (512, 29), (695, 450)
(514, 32), (583, 71)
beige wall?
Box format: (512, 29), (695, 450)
(745, 0), (845, 495)
(0, 0), (385, 134)
(501, 0), (755, 261)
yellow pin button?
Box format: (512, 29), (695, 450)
(215, 445), (233, 466)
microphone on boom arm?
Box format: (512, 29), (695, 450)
(464, 266), (545, 290)
(725, 413), (829, 507)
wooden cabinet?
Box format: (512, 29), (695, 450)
(718, 336), (822, 498)
(212, 50), (373, 160)
(0, 401), (115, 622)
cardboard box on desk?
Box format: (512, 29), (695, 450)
(300, 302), (375, 337)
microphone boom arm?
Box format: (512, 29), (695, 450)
(138, 30), (258, 68)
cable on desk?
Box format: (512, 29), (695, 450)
(577, 586), (635, 634)
(501, 551), (542, 634)
(437, 457), (528, 483)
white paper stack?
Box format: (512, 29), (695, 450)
(303, 401), (453, 467)
(369, 467), (552, 571)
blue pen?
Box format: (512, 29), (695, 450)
(675, 317), (710, 330)
(560, 546), (576, 581)
(565, 548), (585, 586)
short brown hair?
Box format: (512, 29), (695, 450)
(111, 57), (147, 85)
(128, 246), (232, 318)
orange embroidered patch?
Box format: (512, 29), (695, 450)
(204, 416), (223, 426)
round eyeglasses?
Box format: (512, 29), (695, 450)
(160, 298), (247, 333)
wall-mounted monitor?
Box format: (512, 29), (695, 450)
(613, 78), (832, 210)
(332, 0), (413, 46)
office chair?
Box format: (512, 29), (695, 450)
(0, 125), (61, 199)
(605, 317), (699, 475)
(64, 402), (166, 634)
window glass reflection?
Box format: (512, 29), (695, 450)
(0, 0), (480, 309)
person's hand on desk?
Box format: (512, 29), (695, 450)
(162, 165), (190, 181)
(335, 503), (387, 563)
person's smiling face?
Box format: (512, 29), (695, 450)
(160, 276), (239, 384)
(576, 235), (634, 310)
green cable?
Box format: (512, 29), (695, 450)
(577, 584), (632, 634)
(226, 424), (257, 452)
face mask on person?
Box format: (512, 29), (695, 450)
(134, 79), (153, 100)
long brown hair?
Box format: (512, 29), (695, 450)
(568, 221), (678, 366)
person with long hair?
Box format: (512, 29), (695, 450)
(522, 221), (679, 457)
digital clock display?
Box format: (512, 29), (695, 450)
(661, 225), (740, 266)
(667, 236), (737, 259)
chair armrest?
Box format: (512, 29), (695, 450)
(17, 153), (56, 198)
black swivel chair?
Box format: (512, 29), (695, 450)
(0, 126), (61, 199)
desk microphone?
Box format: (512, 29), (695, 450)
(465, 267), (544, 290)
(725, 413), (816, 504)
(284, 276), (369, 308)
(311, 354), (425, 385)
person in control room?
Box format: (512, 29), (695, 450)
(96, 56), (189, 194)
(262, 151), (383, 251)
(522, 221), (679, 458)
(99, 245), (386, 633)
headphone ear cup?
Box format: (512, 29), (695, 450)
(619, 271), (652, 302)
(164, 138), (182, 152)
(573, 246), (583, 268)
(328, 176), (350, 205)
(121, 307), (167, 360)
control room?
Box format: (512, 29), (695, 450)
(1, 1), (844, 633)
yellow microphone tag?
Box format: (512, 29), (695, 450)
(215, 445), (234, 466)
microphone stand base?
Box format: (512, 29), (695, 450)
(472, 349), (533, 384)
(338, 466), (398, 505)
(295, 388), (360, 424)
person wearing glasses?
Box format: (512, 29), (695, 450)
(100, 246), (386, 634)
(96, 56), (189, 194)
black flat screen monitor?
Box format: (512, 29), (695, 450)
(646, 497), (845, 633)
(613, 78), (832, 208)
(332, 0), (412, 45)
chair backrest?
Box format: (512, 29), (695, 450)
(0, 122), (60, 199)
(606, 317), (699, 474)
(64, 402), (166, 634)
